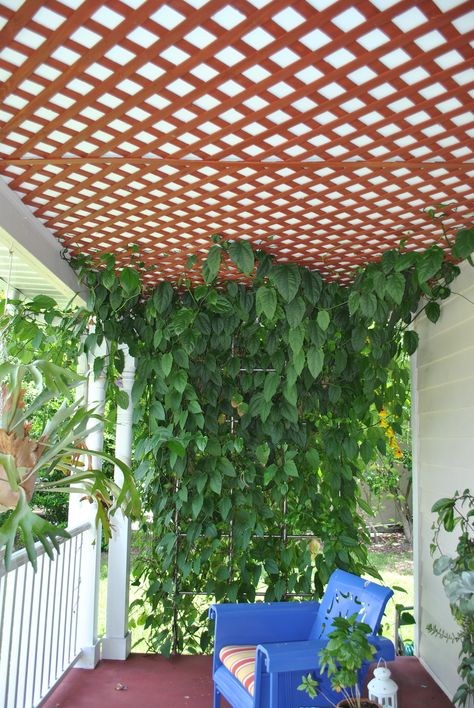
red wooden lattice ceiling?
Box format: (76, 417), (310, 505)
(0, 0), (473, 285)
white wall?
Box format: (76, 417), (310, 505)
(413, 261), (474, 702)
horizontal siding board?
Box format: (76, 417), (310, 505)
(418, 348), (474, 390)
(419, 408), (474, 438)
(417, 377), (474, 412)
(415, 261), (473, 699)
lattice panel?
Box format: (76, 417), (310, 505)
(0, 0), (473, 284)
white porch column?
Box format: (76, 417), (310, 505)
(74, 342), (107, 669)
(102, 346), (135, 660)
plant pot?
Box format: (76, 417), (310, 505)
(336, 700), (382, 708)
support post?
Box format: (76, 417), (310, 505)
(102, 346), (135, 660)
(74, 343), (107, 669)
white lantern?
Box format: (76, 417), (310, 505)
(367, 660), (398, 708)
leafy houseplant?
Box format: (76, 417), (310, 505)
(299, 612), (380, 707)
(428, 490), (474, 707)
(0, 359), (140, 570)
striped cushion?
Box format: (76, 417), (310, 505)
(219, 645), (257, 696)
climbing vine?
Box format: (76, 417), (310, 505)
(68, 218), (473, 654)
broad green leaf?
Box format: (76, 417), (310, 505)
(317, 309), (330, 331)
(359, 292), (377, 318)
(218, 496), (232, 520)
(150, 401), (166, 420)
(348, 291), (360, 316)
(202, 245), (221, 283)
(305, 448), (320, 468)
(386, 273), (405, 305)
(351, 325), (366, 352)
(301, 269), (322, 305)
(417, 247), (444, 286)
(168, 439), (186, 457)
(284, 460), (298, 478)
(285, 296), (306, 328)
(451, 227), (474, 260)
(256, 442), (270, 466)
(264, 464), (277, 485)
(307, 347), (324, 379)
(228, 240), (255, 275)
(161, 352), (173, 377)
(289, 325), (305, 355)
(172, 370), (187, 393)
(169, 308), (194, 335)
(173, 348), (189, 368)
(153, 282), (174, 314)
(263, 372), (280, 402)
(269, 264), (301, 303)
(101, 268), (116, 290)
(403, 330), (419, 355)
(283, 380), (297, 407)
(120, 267), (140, 296)
(425, 301), (441, 323)
(209, 470), (222, 495)
(256, 286), (277, 320)
(192, 494), (204, 518)
(116, 390), (129, 410)
(292, 349), (305, 376)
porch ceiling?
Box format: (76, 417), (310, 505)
(0, 1), (473, 288)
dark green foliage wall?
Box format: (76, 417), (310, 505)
(70, 223), (474, 654)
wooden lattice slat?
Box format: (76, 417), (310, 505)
(0, 0), (473, 285)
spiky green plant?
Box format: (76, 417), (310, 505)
(0, 359), (140, 570)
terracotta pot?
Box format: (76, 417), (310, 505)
(336, 700), (382, 708)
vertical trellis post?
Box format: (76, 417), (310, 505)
(102, 346), (135, 660)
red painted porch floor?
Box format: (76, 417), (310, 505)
(43, 654), (453, 707)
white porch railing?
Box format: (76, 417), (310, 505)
(0, 523), (90, 708)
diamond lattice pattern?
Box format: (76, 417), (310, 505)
(0, 0), (473, 284)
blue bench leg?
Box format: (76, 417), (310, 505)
(214, 683), (221, 708)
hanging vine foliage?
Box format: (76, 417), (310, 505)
(69, 218), (474, 654)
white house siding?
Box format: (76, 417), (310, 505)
(413, 260), (474, 703)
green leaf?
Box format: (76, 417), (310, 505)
(386, 273), (405, 305)
(202, 245), (221, 283)
(191, 494), (204, 518)
(209, 470), (222, 495)
(284, 460), (298, 478)
(351, 325), (366, 352)
(218, 496), (232, 520)
(256, 443), (270, 466)
(348, 291), (360, 316)
(116, 390), (129, 409)
(301, 270), (322, 305)
(269, 264), (301, 303)
(403, 330), (419, 355)
(263, 372), (280, 402)
(359, 292), (377, 318)
(305, 448), (320, 468)
(451, 227), (474, 260)
(172, 370), (187, 393)
(150, 401), (166, 420)
(256, 286), (277, 320)
(101, 268), (116, 290)
(153, 282), (174, 314)
(228, 240), (255, 275)
(307, 347), (324, 379)
(289, 325), (305, 355)
(161, 353), (173, 377)
(120, 267), (141, 296)
(317, 309), (330, 331)
(425, 301), (441, 323)
(285, 296), (306, 328)
(417, 247), (444, 286)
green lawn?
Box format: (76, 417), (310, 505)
(98, 536), (414, 653)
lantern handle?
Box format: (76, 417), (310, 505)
(376, 657), (387, 669)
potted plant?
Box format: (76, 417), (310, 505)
(0, 359), (140, 570)
(299, 612), (381, 707)
(428, 489), (474, 707)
